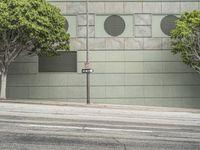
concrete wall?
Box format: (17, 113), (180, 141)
(7, 0), (200, 108)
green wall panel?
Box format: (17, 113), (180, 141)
(9, 62), (38, 74)
(91, 87), (106, 98)
(39, 52), (77, 72)
(7, 87), (29, 99)
(48, 87), (67, 99)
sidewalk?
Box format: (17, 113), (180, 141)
(1, 101), (200, 126)
(1, 98), (200, 113)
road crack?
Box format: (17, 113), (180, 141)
(113, 138), (126, 150)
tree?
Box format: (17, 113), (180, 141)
(170, 10), (200, 73)
(0, 0), (70, 99)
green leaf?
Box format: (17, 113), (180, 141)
(170, 10), (200, 73)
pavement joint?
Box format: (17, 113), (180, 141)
(2, 100), (200, 113)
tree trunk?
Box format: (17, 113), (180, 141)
(0, 72), (7, 99)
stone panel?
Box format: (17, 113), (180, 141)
(124, 86), (144, 97)
(163, 74), (200, 85)
(77, 14), (95, 26)
(125, 38), (143, 49)
(92, 63), (106, 73)
(124, 51), (143, 61)
(89, 38), (106, 49)
(105, 2), (123, 14)
(91, 51), (106, 61)
(93, 98), (145, 106)
(7, 87), (29, 99)
(106, 38), (124, 49)
(30, 74), (49, 86)
(91, 74), (106, 86)
(144, 74), (163, 85)
(106, 74), (125, 85)
(125, 74), (144, 85)
(105, 62), (125, 73)
(66, 2), (86, 14)
(91, 87), (106, 98)
(162, 38), (172, 49)
(77, 62), (84, 73)
(67, 74), (86, 86)
(144, 38), (162, 49)
(15, 56), (38, 63)
(162, 2), (180, 14)
(163, 86), (200, 97)
(29, 87), (49, 99)
(89, 2), (104, 14)
(144, 98), (166, 107)
(134, 14), (152, 25)
(162, 51), (181, 61)
(163, 62), (194, 73)
(135, 26), (151, 38)
(7, 75), (30, 86)
(48, 87), (67, 99)
(77, 51), (85, 62)
(66, 87), (86, 98)
(48, 74), (67, 86)
(143, 62), (163, 73)
(143, 51), (162, 61)
(70, 38), (86, 50)
(106, 86), (125, 98)
(143, 2), (161, 14)
(144, 86), (163, 97)
(124, 2), (143, 13)
(77, 26), (95, 37)
(9, 63), (38, 74)
(106, 51), (124, 61)
(78, 51), (106, 62)
(125, 74), (200, 86)
(180, 2), (199, 13)
(125, 62), (143, 73)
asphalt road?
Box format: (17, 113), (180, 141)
(0, 103), (200, 150)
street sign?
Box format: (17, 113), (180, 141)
(82, 69), (94, 73)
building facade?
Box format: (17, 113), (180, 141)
(7, 0), (200, 108)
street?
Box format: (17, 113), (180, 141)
(0, 102), (200, 150)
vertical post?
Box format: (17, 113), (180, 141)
(86, 72), (90, 104)
(86, 0), (89, 63)
(86, 0), (90, 104)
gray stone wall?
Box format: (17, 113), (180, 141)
(7, 0), (200, 108)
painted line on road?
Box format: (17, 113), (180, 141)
(18, 124), (153, 133)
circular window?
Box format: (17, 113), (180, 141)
(104, 15), (125, 36)
(160, 15), (178, 36)
(65, 19), (69, 31)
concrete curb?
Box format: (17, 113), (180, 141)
(1, 99), (200, 113)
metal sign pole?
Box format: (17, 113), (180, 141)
(86, 0), (90, 104)
(82, 0), (93, 104)
(86, 0), (89, 63)
(86, 71), (90, 104)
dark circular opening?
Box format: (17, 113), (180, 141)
(104, 15), (126, 36)
(160, 15), (178, 36)
(65, 19), (69, 31)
